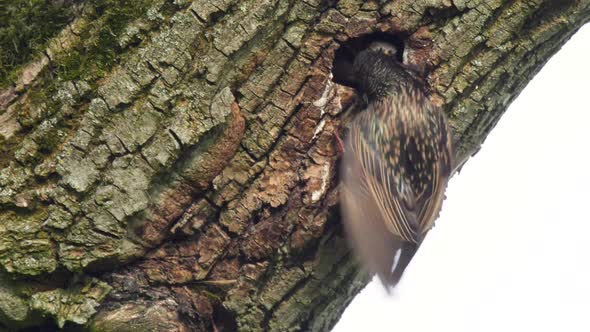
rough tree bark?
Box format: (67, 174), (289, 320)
(0, 0), (588, 331)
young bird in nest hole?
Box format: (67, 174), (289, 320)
(340, 41), (453, 289)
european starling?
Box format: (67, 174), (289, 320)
(340, 41), (453, 288)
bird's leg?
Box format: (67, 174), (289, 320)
(334, 131), (345, 153)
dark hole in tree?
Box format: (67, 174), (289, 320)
(331, 32), (406, 89)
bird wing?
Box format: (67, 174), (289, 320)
(416, 108), (453, 234)
(340, 138), (410, 286)
(342, 93), (452, 244)
(340, 107), (421, 287)
(343, 109), (420, 244)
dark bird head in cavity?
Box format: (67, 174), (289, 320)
(340, 40), (453, 290)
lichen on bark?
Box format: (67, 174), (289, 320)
(0, 0), (588, 330)
(30, 278), (112, 328)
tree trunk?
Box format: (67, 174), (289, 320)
(0, 0), (588, 331)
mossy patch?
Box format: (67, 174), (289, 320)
(0, 133), (20, 169)
(57, 0), (156, 82)
(1, 0), (164, 90)
(30, 278), (112, 328)
(0, 209), (57, 276)
(0, 0), (75, 87)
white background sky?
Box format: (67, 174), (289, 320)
(333, 23), (590, 332)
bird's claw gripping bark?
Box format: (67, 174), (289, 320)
(335, 131), (345, 153)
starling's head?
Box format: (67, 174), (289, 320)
(368, 41), (398, 58)
(353, 41), (411, 99)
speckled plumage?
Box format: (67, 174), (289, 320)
(340, 43), (453, 288)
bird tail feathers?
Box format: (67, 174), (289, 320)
(380, 242), (417, 290)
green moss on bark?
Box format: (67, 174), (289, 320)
(30, 278), (112, 328)
(57, 0), (156, 82)
(0, 0), (76, 87)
